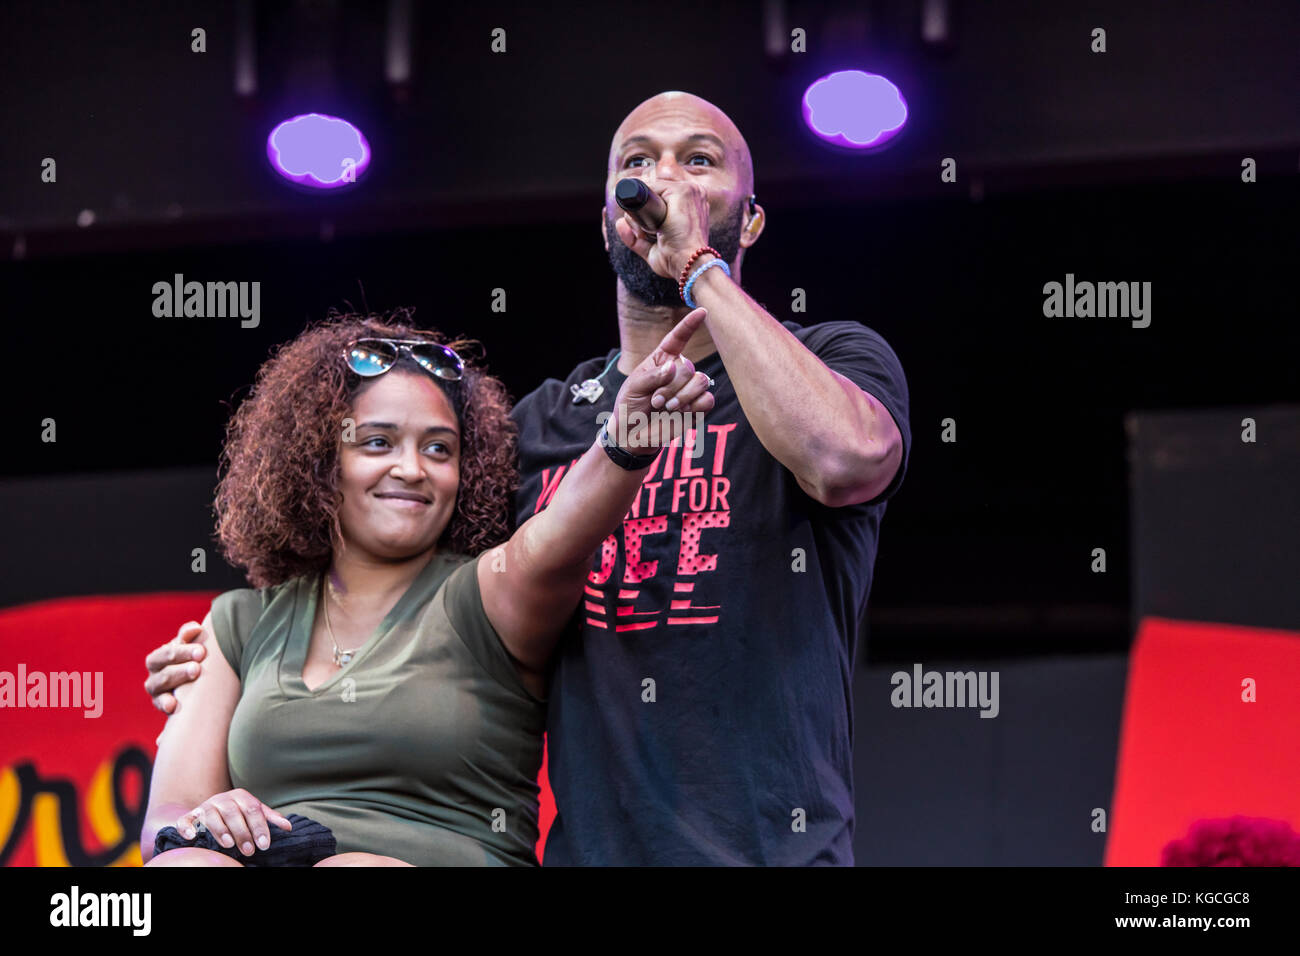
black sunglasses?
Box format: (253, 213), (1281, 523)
(342, 338), (464, 382)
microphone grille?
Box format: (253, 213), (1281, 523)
(615, 178), (649, 208)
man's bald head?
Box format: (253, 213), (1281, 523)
(607, 90), (754, 197)
(602, 91), (763, 307)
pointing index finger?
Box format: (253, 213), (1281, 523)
(650, 307), (707, 365)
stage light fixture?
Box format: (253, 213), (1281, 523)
(266, 113), (371, 190)
(802, 70), (908, 150)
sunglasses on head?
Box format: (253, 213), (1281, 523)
(342, 338), (465, 382)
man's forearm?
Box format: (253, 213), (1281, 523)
(689, 262), (900, 503)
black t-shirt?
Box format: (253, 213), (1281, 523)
(509, 319), (910, 865)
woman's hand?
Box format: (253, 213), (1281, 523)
(607, 307), (716, 452)
(177, 789), (293, 858)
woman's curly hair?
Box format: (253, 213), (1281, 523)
(214, 307), (518, 589)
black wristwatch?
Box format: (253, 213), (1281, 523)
(598, 420), (659, 470)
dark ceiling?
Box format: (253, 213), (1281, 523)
(2, 0), (1297, 256)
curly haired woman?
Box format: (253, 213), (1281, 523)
(139, 306), (714, 867)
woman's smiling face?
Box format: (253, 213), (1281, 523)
(337, 369), (461, 561)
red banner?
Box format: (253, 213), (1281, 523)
(1106, 616), (1300, 865)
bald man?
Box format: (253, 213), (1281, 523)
(146, 91), (910, 866)
(509, 91), (910, 864)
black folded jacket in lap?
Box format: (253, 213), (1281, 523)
(153, 813), (337, 867)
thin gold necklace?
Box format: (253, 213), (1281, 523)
(321, 577), (361, 667)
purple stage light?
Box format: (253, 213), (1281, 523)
(266, 113), (371, 189)
(802, 70), (908, 150)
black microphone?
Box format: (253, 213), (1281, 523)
(615, 178), (667, 235)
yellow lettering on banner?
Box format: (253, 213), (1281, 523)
(90, 758), (141, 865)
(2, 752), (146, 867)
(0, 766), (18, 851)
(32, 792), (70, 866)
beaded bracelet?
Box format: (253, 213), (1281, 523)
(677, 246), (720, 298)
(683, 259), (731, 308)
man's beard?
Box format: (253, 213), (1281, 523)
(605, 199), (745, 308)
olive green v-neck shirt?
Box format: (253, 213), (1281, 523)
(208, 551), (547, 866)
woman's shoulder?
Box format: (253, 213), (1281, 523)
(209, 574), (307, 669)
(423, 551), (481, 631)
(421, 552), (477, 605)
(377, 551), (478, 630)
